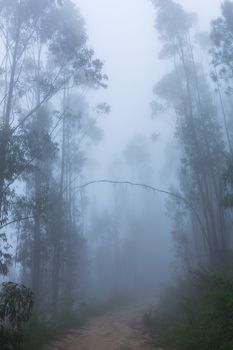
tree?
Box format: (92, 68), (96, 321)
(211, 1), (233, 94)
(152, 0), (228, 269)
(0, 0), (107, 230)
(210, 1), (233, 210)
(0, 0), (107, 333)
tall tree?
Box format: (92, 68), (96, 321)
(152, 0), (228, 269)
(0, 0), (107, 318)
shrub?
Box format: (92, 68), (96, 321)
(144, 272), (233, 350)
(0, 282), (33, 350)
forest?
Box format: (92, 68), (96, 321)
(1, 0), (233, 349)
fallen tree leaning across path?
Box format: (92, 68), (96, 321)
(1, 179), (207, 241)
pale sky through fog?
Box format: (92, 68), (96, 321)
(76, 0), (222, 180)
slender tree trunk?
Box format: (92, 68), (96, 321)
(0, 14), (21, 217)
(32, 170), (41, 301)
(51, 86), (67, 316)
(31, 45), (43, 305)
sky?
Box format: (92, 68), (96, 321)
(75, 0), (222, 182)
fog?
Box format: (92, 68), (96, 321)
(74, 0), (222, 298)
(78, 0), (220, 171)
(1, 0), (233, 348)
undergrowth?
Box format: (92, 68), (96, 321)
(143, 271), (233, 350)
(23, 294), (129, 350)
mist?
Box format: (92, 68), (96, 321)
(1, 1), (233, 349)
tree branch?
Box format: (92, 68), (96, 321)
(78, 179), (208, 240)
(0, 216), (34, 230)
(0, 179), (207, 241)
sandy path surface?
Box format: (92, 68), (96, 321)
(44, 301), (163, 350)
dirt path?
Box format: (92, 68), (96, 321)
(44, 301), (162, 350)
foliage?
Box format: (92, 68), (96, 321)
(0, 233), (12, 276)
(0, 282), (33, 350)
(144, 272), (233, 350)
(152, 0), (228, 270)
(222, 155), (233, 208)
(211, 1), (233, 93)
(0, 0), (106, 321)
(0, 0), (108, 348)
(153, 0), (197, 59)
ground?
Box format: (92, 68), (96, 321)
(44, 300), (163, 350)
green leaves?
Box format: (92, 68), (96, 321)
(0, 282), (33, 350)
(145, 272), (233, 350)
(211, 1), (233, 93)
(0, 233), (11, 276)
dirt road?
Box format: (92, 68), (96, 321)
(44, 301), (162, 350)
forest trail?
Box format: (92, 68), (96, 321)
(44, 300), (162, 350)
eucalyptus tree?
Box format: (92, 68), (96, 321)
(152, 0), (228, 269)
(0, 0), (106, 227)
(210, 0), (233, 210)
(211, 0), (233, 94)
(0, 0), (107, 317)
(56, 93), (106, 314)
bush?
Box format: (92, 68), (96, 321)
(144, 272), (233, 350)
(0, 282), (33, 350)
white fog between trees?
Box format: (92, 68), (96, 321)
(1, 1), (233, 350)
